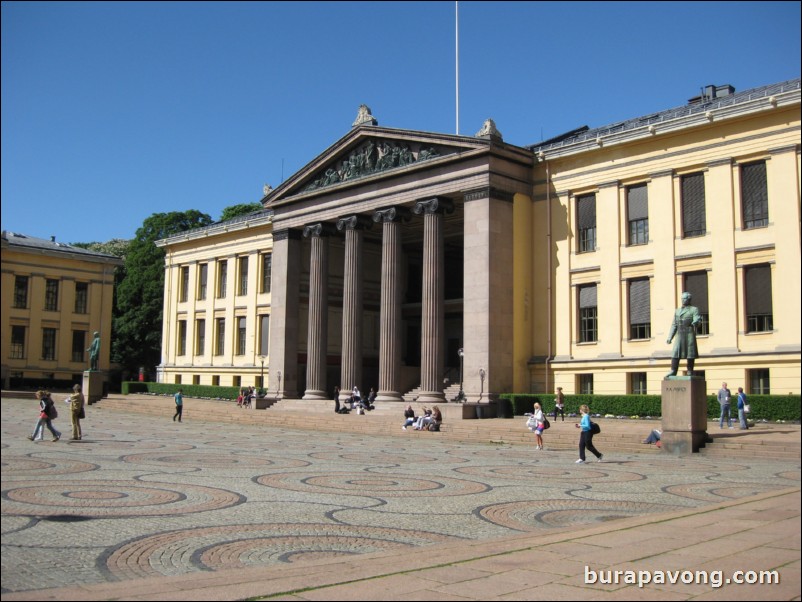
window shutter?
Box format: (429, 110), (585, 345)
(683, 272), (709, 314)
(681, 173), (706, 236)
(577, 194), (596, 229)
(627, 184), (648, 220)
(745, 265), (772, 314)
(741, 161), (768, 226)
(629, 279), (651, 324)
(579, 284), (597, 308)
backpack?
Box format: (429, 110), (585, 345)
(542, 418), (551, 430)
(45, 399), (58, 420)
(590, 421), (601, 435)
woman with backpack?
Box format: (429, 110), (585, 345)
(28, 390), (61, 442)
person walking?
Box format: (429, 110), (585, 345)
(553, 387), (565, 421)
(575, 404), (603, 463)
(736, 387), (749, 430)
(28, 390), (61, 442)
(173, 389), (184, 422)
(717, 382), (733, 429)
(67, 384), (84, 441)
(532, 402), (546, 450)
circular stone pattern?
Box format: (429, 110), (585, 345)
(255, 471), (489, 497)
(456, 465), (645, 483)
(478, 498), (681, 531)
(1, 456), (98, 476)
(121, 452), (309, 469)
(1, 480), (243, 517)
(662, 482), (788, 503)
(105, 523), (462, 580)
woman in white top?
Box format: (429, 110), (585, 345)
(532, 402), (545, 450)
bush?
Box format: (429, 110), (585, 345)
(122, 382), (240, 400)
(500, 393), (800, 422)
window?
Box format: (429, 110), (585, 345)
(577, 193), (596, 253)
(630, 372), (647, 395)
(72, 330), (86, 363)
(196, 319), (206, 355)
(175, 375), (182, 385)
(13, 276), (29, 309)
(217, 261), (228, 298)
(578, 374), (594, 395)
(627, 184), (649, 246)
(177, 320), (187, 355)
(193, 375), (200, 385)
(236, 317), (247, 355)
(238, 257), (249, 295)
(749, 369), (770, 394)
(745, 264), (773, 332)
(683, 271), (709, 335)
(578, 284), (598, 343)
(42, 328), (57, 360)
(10, 326), (26, 359)
(741, 160), (768, 229)
(261, 253), (272, 293)
(233, 375), (241, 387)
(259, 315), (270, 355)
(681, 172), (706, 238)
(215, 318), (226, 355)
(198, 264), (208, 300)
(628, 278), (651, 340)
(212, 375), (220, 386)
(179, 266), (190, 302)
(45, 279), (59, 311)
(74, 282), (88, 314)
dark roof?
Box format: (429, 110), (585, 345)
(2, 230), (122, 263)
(528, 78), (801, 152)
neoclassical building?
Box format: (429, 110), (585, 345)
(158, 79), (801, 399)
(1, 231), (122, 388)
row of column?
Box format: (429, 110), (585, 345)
(301, 197), (454, 403)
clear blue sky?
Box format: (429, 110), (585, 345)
(2, 1), (800, 244)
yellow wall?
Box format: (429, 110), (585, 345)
(1, 237), (120, 386)
(532, 102), (801, 395)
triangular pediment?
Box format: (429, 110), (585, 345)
(263, 126), (491, 205)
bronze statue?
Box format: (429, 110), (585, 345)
(87, 331), (101, 371)
(665, 292), (701, 377)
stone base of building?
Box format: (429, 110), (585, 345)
(83, 370), (104, 405)
(661, 376), (708, 454)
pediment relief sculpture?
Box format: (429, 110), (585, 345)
(303, 138), (445, 192)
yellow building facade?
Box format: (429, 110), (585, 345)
(158, 79), (800, 398)
(156, 211), (276, 389)
(1, 231), (122, 387)
(525, 79), (801, 395)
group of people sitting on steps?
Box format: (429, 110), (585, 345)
(333, 386), (376, 414)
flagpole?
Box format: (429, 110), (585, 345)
(455, 0), (459, 135)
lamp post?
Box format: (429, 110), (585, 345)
(457, 348), (465, 402)
(478, 368), (486, 402)
(258, 356), (265, 391)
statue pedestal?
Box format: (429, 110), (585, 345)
(83, 371), (104, 405)
(661, 376), (708, 454)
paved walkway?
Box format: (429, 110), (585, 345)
(1, 395), (799, 600)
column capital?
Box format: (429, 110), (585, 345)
(303, 222), (337, 238)
(336, 214), (374, 232)
(413, 197), (454, 216)
(373, 206), (411, 224)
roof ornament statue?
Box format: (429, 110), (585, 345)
(263, 183), (273, 196)
(475, 118), (503, 140)
(352, 104), (378, 127)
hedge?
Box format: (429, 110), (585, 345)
(499, 393), (800, 422)
(122, 381), (241, 400)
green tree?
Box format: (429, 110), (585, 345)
(70, 238), (131, 261)
(113, 210), (212, 375)
(219, 202), (264, 222)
